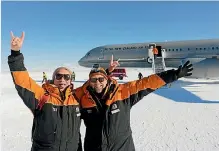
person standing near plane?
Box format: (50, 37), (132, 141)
(74, 59), (193, 151)
(153, 46), (158, 59)
(8, 31), (83, 151)
(72, 71), (76, 81)
(42, 71), (47, 83)
(138, 72), (143, 80)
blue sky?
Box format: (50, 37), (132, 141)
(2, 1), (219, 71)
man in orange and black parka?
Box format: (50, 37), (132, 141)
(7, 31), (119, 151)
(75, 57), (193, 151)
(8, 31), (84, 151)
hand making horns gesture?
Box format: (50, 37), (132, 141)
(10, 31), (25, 51)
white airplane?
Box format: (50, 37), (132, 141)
(78, 39), (219, 79)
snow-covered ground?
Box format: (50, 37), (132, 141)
(1, 67), (219, 151)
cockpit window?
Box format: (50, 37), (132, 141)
(85, 52), (90, 57)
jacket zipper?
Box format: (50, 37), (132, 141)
(59, 101), (64, 151)
(105, 86), (119, 150)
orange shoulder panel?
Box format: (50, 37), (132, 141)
(45, 95), (79, 106)
(12, 71), (44, 101)
(113, 74), (166, 101)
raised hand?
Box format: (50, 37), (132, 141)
(108, 55), (120, 72)
(176, 60), (193, 79)
(10, 31), (25, 51)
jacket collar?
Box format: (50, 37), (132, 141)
(81, 77), (119, 105)
(42, 83), (73, 101)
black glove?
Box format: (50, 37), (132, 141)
(176, 60), (193, 79)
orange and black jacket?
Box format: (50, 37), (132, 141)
(75, 70), (178, 151)
(8, 51), (82, 151)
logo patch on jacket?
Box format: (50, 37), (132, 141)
(76, 107), (81, 117)
(52, 107), (57, 112)
(111, 104), (120, 114)
(87, 109), (92, 114)
(76, 107), (80, 112)
(77, 113), (81, 117)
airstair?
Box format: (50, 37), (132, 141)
(148, 43), (166, 74)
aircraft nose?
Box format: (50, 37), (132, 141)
(78, 57), (86, 67)
(78, 58), (83, 66)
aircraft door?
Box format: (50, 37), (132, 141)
(156, 46), (162, 57)
(148, 43), (156, 56)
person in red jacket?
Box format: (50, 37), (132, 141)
(153, 47), (159, 59)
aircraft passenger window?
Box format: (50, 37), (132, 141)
(172, 49), (174, 51)
(188, 48), (190, 51)
(180, 48), (182, 51)
(212, 47), (214, 50)
(204, 48), (206, 50)
(176, 49), (178, 51)
(216, 47), (219, 49)
(196, 48), (198, 50)
(200, 48), (202, 50)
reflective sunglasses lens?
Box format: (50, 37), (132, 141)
(90, 77), (105, 83)
(55, 74), (63, 80)
(98, 77), (105, 82)
(63, 74), (71, 81)
(90, 78), (97, 83)
(55, 74), (71, 81)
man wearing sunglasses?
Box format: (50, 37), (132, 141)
(7, 31), (119, 151)
(75, 60), (193, 151)
(7, 31), (84, 151)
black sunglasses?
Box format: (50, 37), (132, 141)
(90, 77), (105, 83)
(55, 74), (71, 81)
